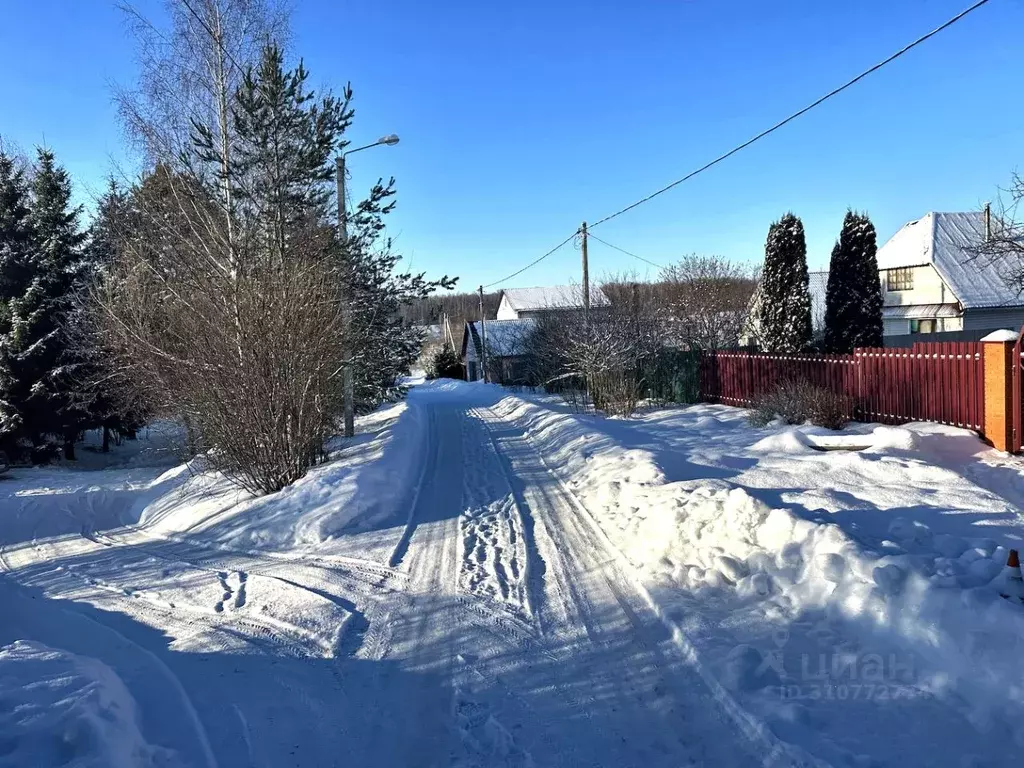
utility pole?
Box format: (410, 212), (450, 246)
(444, 312), (456, 350)
(478, 285), (488, 383)
(337, 155), (355, 438)
(580, 221), (590, 314)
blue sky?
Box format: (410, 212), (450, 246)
(2, 0), (1022, 290)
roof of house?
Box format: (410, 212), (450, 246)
(883, 303), (961, 319)
(501, 285), (610, 312)
(876, 212), (1024, 309)
(463, 318), (536, 358)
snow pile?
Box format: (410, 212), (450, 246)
(749, 429), (813, 454)
(0, 641), (178, 768)
(489, 392), (1024, 760)
(136, 399), (428, 556)
(667, 488), (1024, 711)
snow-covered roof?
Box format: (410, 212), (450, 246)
(465, 319), (536, 358)
(876, 212), (1024, 309)
(501, 285), (610, 312)
(417, 324), (442, 340)
(883, 303), (961, 319)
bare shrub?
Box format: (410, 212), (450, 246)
(88, 38), (431, 495)
(521, 284), (663, 416)
(748, 379), (850, 430)
(92, 173), (346, 494)
(659, 255), (757, 350)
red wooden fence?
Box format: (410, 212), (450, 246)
(700, 342), (985, 430)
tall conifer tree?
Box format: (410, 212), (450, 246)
(757, 213), (812, 353)
(0, 149), (86, 459)
(824, 210), (883, 353)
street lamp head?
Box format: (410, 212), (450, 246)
(378, 134), (400, 146)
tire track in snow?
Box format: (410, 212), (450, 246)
(381, 402), (541, 766)
(82, 527), (369, 658)
(478, 403), (828, 768)
(388, 403), (439, 570)
(457, 409), (533, 617)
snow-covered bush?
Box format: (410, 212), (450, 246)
(748, 379), (849, 429)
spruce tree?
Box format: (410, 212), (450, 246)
(62, 179), (143, 451)
(192, 43), (351, 271)
(757, 213), (812, 353)
(0, 149), (87, 460)
(824, 210), (883, 353)
(0, 152), (34, 453)
(345, 179), (456, 408)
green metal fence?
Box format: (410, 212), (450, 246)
(643, 348), (702, 405)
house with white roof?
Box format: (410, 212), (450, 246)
(744, 211), (1024, 345)
(462, 285), (611, 382)
(461, 318), (535, 383)
(876, 210), (1024, 336)
(495, 285), (610, 320)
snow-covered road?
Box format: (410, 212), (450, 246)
(3, 381), (1024, 766)
(0, 387), (781, 767)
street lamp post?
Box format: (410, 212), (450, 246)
(337, 134), (400, 438)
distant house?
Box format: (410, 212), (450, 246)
(461, 318), (535, 383)
(743, 211), (1024, 344)
(461, 285), (611, 382)
(496, 285), (609, 320)
(877, 211), (1024, 336)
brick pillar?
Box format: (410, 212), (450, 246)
(982, 330), (1018, 451)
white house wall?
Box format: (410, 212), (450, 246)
(882, 264), (953, 307)
(496, 294), (519, 320)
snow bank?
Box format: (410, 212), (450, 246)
(0, 641), (178, 768)
(489, 393), (1024, 762)
(136, 399), (429, 556)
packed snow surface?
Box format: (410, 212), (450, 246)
(2, 380), (1024, 766)
(0, 640), (178, 768)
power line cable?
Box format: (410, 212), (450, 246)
(588, 0), (992, 230)
(482, 230), (580, 289)
(586, 233), (664, 269)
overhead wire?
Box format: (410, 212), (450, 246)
(587, 0), (992, 231)
(186, 0), (993, 289)
(585, 233), (664, 270)
(482, 230), (580, 288)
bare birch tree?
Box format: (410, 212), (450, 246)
(117, 0), (289, 170)
(92, 39), (356, 494)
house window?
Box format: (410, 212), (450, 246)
(910, 319), (936, 334)
(887, 267), (914, 292)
